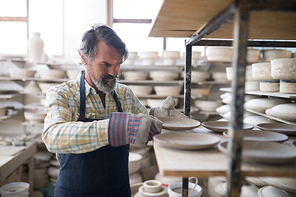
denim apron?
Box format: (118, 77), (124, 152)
(55, 72), (131, 197)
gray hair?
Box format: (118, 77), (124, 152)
(79, 24), (128, 62)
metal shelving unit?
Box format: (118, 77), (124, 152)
(149, 0), (296, 196)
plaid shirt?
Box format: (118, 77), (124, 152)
(42, 71), (148, 154)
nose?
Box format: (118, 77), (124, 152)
(108, 64), (120, 76)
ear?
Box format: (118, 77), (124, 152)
(80, 53), (88, 65)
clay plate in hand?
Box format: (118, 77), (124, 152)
(153, 132), (221, 150)
(202, 121), (253, 132)
(157, 117), (200, 130)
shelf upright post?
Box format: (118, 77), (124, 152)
(182, 43), (192, 197)
(226, 1), (249, 197)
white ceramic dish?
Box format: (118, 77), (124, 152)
(137, 185), (167, 197)
(223, 129), (288, 143)
(245, 81), (260, 91)
(263, 49), (291, 61)
(218, 140), (296, 164)
(215, 105), (231, 114)
(153, 132), (221, 150)
(271, 58), (296, 80)
(245, 65), (254, 81)
(154, 173), (182, 186)
(47, 166), (59, 178)
(39, 69), (66, 79)
(252, 62), (272, 80)
(259, 177), (296, 193)
(280, 79), (296, 93)
(162, 51), (180, 59)
(157, 117), (200, 130)
(243, 116), (275, 127)
(139, 52), (159, 59)
(244, 98), (289, 113)
(202, 121), (254, 132)
(123, 72), (148, 81)
(194, 100), (222, 112)
(245, 177), (267, 187)
(129, 153), (143, 175)
(143, 180), (162, 193)
(212, 72), (228, 82)
(257, 186), (289, 197)
(191, 71), (210, 82)
(149, 71), (179, 81)
(168, 181), (202, 197)
(266, 103), (296, 121)
(154, 86), (181, 96)
(259, 80), (279, 92)
(206, 47), (233, 62)
(129, 85), (153, 96)
(256, 122), (296, 136)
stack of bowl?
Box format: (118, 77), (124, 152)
(263, 49), (291, 62)
(123, 52), (138, 65)
(8, 68), (36, 78)
(139, 52), (159, 66)
(24, 110), (46, 124)
(48, 159), (60, 187)
(129, 86), (153, 96)
(38, 69), (66, 80)
(162, 51), (180, 65)
(149, 71), (179, 81)
(206, 47), (233, 62)
(129, 153), (143, 185)
(34, 151), (53, 189)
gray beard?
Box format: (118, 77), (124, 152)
(90, 75), (117, 93)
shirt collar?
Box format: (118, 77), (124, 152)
(77, 70), (96, 97)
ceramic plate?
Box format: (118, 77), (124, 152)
(153, 132), (221, 150)
(223, 130), (288, 143)
(257, 123), (296, 136)
(202, 121), (254, 132)
(218, 140), (296, 164)
(259, 177), (296, 193)
(258, 186), (289, 197)
(157, 117), (201, 130)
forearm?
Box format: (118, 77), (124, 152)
(42, 120), (109, 154)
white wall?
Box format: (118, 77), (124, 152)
(63, 0), (108, 62)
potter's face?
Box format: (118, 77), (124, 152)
(84, 41), (123, 93)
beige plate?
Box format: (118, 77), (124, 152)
(153, 132), (221, 150)
(223, 130), (288, 143)
(259, 177), (296, 193)
(218, 140), (296, 164)
(202, 121), (254, 132)
(157, 117), (201, 130)
(257, 123), (296, 136)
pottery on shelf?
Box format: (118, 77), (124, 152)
(24, 81), (42, 94)
(130, 173), (143, 185)
(245, 81), (260, 91)
(139, 52), (159, 65)
(149, 71), (179, 81)
(154, 86), (181, 96)
(259, 80), (280, 92)
(266, 103), (296, 121)
(263, 49), (291, 61)
(181, 71), (210, 82)
(38, 69), (66, 80)
(191, 88), (210, 96)
(252, 62), (272, 80)
(271, 58), (296, 80)
(162, 51), (180, 65)
(28, 32), (44, 63)
(206, 47), (233, 62)
(245, 65), (254, 81)
(244, 98), (289, 113)
(123, 52), (138, 65)
(280, 79), (296, 94)
(129, 153), (143, 175)
(124, 72), (148, 81)
(24, 111), (46, 124)
(129, 85), (153, 96)
(8, 68), (36, 78)
(211, 72), (228, 82)
(243, 116), (276, 127)
(247, 48), (260, 63)
(194, 100), (222, 112)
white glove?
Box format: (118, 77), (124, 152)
(149, 96), (187, 118)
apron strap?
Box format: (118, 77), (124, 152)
(79, 71), (123, 120)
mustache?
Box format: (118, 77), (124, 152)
(101, 73), (123, 80)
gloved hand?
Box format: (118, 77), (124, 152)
(108, 112), (163, 148)
(150, 96), (188, 118)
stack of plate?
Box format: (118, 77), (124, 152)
(48, 159), (60, 187)
(129, 85), (152, 96)
(257, 186), (290, 197)
(244, 98), (289, 113)
(162, 51), (180, 65)
(149, 71), (179, 81)
(34, 151), (53, 189)
(206, 47), (233, 62)
(8, 68), (36, 78)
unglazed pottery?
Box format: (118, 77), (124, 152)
(153, 132), (221, 150)
(202, 121), (253, 132)
(244, 98), (289, 113)
(124, 72), (148, 80)
(129, 153), (143, 175)
(24, 81), (42, 94)
(149, 71), (179, 81)
(271, 58), (296, 79)
(252, 62), (272, 80)
(24, 111), (46, 124)
(194, 100), (222, 112)
(143, 180), (162, 193)
(280, 79), (296, 93)
(28, 32), (44, 63)
(39, 69), (66, 79)
(257, 122), (296, 135)
(259, 80), (279, 92)
(157, 117), (201, 130)
(129, 85), (153, 96)
(247, 48), (260, 63)
(257, 186), (289, 197)
(168, 181), (202, 197)
(206, 47), (233, 62)
(154, 86), (181, 96)
(245, 81), (260, 91)
(266, 103), (296, 121)
(8, 68), (36, 78)
(263, 49), (291, 61)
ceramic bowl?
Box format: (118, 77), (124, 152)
(154, 86), (182, 96)
(252, 62), (272, 80)
(194, 100), (222, 112)
(24, 111), (46, 124)
(139, 52), (159, 59)
(245, 81), (260, 91)
(220, 92), (231, 99)
(280, 79), (296, 93)
(216, 105), (231, 114)
(266, 103), (296, 121)
(47, 166), (60, 178)
(67, 70), (80, 80)
(147, 98), (178, 108)
(39, 83), (60, 94)
(247, 49), (260, 63)
(124, 72), (148, 80)
(168, 181), (202, 197)
(257, 186), (289, 197)
(191, 88), (210, 96)
(8, 68), (36, 78)
(39, 69), (66, 79)
(149, 71), (179, 81)
(162, 51), (180, 59)
(263, 49), (291, 61)
(271, 58), (296, 80)
(260, 80), (279, 92)
(244, 98), (288, 113)
(212, 72), (228, 82)
(129, 85), (153, 96)
(206, 47), (233, 62)
(191, 71), (210, 82)
(243, 116), (276, 127)
(143, 180), (162, 193)
(129, 153), (143, 175)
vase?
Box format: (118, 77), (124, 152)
(28, 32), (44, 63)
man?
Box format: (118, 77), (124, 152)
(42, 24), (186, 197)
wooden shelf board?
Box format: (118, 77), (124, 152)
(153, 140), (296, 178)
(149, 0), (296, 40)
(220, 87), (296, 99)
(245, 109), (296, 125)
